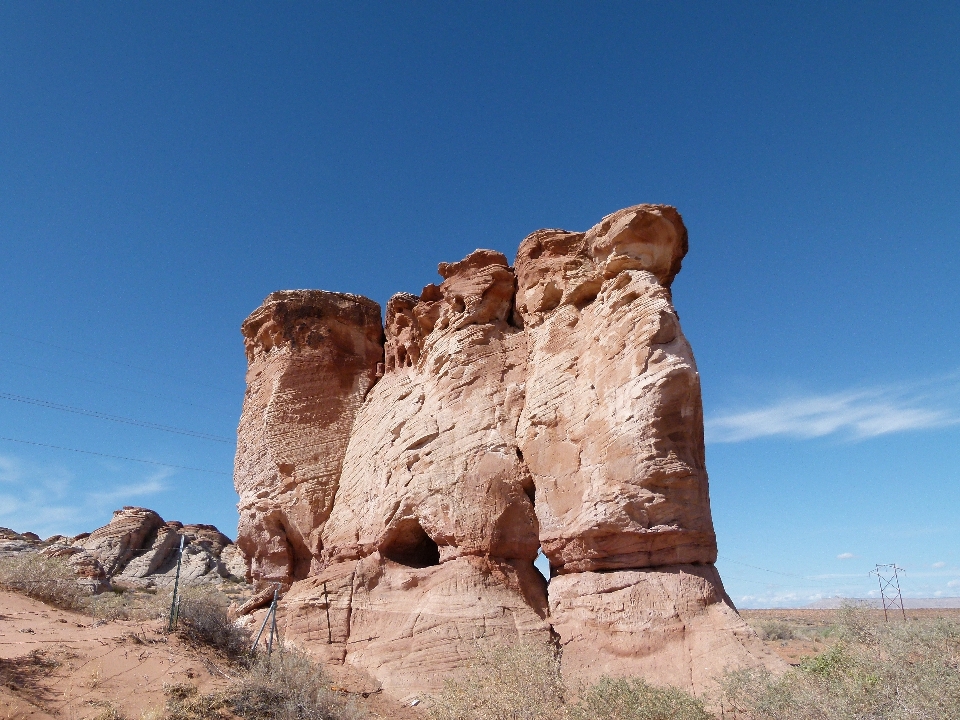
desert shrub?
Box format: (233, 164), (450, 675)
(568, 676), (712, 720)
(721, 608), (960, 719)
(756, 620), (796, 642)
(428, 639), (565, 720)
(89, 705), (129, 720)
(162, 682), (232, 720)
(229, 646), (364, 720)
(175, 588), (251, 658)
(0, 552), (84, 609)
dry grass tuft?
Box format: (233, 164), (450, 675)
(721, 607), (960, 719)
(568, 676), (713, 720)
(0, 553), (85, 609)
(175, 588), (251, 658)
(88, 701), (130, 720)
(229, 647), (365, 720)
(755, 620), (797, 642)
(427, 638), (565, 720)
(162, 682), (233, 720)
(427, 638), (709, 720)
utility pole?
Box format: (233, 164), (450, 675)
(870, 564), (906, 621)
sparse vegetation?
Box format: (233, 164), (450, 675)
(568, 677), (713, 720)
(85, 585), (169, 622)
(0, 552), (85, 609)
(721, 606), (960, 719)
(175, 588), (251, 658)
(427, 639), (709, 720)
(229, 647), (365, 720)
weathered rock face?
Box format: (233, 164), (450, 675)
(514, 205), (715, 573)
(284, 250), (551, 697)
(548, 565), (780, 695)
(234, 290), (384, 584)
(322, 250), (537, 567)
(279, 555), (549, 697)
(235, 204), (779, 698)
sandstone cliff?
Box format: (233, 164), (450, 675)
(234, 204), (780, 699)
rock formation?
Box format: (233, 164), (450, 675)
(2, 507), (244, 590)
(234, 204), (780, 699)
(234, 290), (384, 584)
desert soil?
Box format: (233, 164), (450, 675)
(5, 587), (957, 720)
(0, 589), (421, 720)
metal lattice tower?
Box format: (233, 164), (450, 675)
(870, 564), (906, 621)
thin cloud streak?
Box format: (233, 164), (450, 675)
(706, 376), (960, 443)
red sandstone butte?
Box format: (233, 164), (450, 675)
(233, 205), (782, 699)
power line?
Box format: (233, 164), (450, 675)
(0, 357), (225, 413)
(0, 436), (231, 475)
(721, 574), (861, 590)
(0, 391), (232, 443)
(0, 330), (238, 394)
(717, 554), (821, 581)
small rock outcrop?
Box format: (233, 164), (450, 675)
(234, 204), (781, 699)
(2, 507), (244, 590)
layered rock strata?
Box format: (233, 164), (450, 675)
(234, 290), (384, 584)
(235, 204), (779, 698)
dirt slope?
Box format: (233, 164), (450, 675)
(0, 588), (230, 719)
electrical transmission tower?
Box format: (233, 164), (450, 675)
(870, 564), (906, 621)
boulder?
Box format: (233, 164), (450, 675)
(280, 554), (551, 699)
(6, 507), (245, 591)
(80, 507), (165, 576)
(548, 564), (780, 695)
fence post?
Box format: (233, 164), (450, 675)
(167, 535), (185, 631)
(266, 584), (279, 656)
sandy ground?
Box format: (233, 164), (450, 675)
(0, 589), (423, 720)
(0, 588), (232, 719)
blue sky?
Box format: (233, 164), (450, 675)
(1, 2), (957, 607)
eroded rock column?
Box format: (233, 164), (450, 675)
(515, 205), (773, 693)
(234, 290), (384, 585)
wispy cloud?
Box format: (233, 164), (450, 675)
(837, 553), (854, 560)
(706, 375), (960, 443)
(0, 452), (170, 537)
(87, 473), (169, 506)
